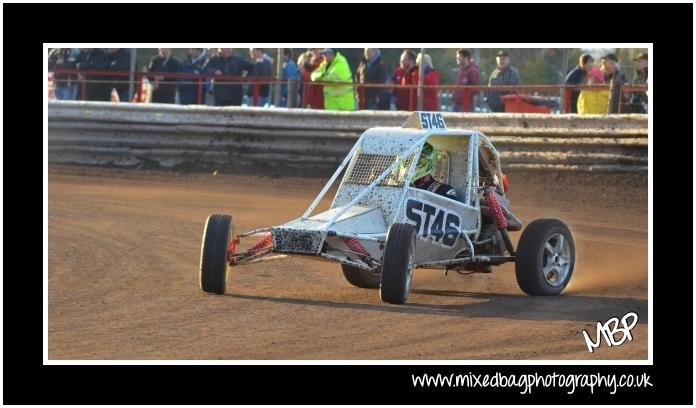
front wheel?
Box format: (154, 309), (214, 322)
(515, 218), (575, 296)
(200, 214), (234, 294)
(379, 223), (416, 304)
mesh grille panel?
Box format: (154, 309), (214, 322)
(344, 153), (413, 186)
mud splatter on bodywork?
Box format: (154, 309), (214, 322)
(271, 227), (325, 254)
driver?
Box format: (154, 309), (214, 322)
(409, 142), (457, 199)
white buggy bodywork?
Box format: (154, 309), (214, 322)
(200, 112), (576, 303)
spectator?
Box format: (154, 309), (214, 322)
(280, 48), (300, 107)
(626, 52), (648, 113)
(452, 49), (481, 112)
(412, 53), (440, 111)
(178, 48), (208, 105)
(261, 51), (274, 65)
(356, 48), (390, 110)
(203, 48), (219, 104)
(205, 48), (254, 106)
(248, 48), (273, 106)
(296, 51), (309, 107)
(297, 51), (315, 108)
(564, 53), (594, 113)
(577, 68), (609, 114)
(600, 53), (629, 113)
(310, 48), (355, 111)
(147, 48), (181, 104)
(600, 53), (627, 83)
(106, 48), (132, 102)
(75, 48), (110, 101)
(392, 50), (417, 111)
(632, 52), (648, 84)
(48, 48), (80, 100)
(487, 50), (521, 112)
(303, 49), (325, 109)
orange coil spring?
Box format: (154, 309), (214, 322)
(486, 189), (507, 230)
(248, 233), (273, 255)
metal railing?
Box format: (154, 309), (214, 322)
(48, 68), (280, 106)
(48, 68), (648, 114)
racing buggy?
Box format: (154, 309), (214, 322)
(200, 112), (575, 304)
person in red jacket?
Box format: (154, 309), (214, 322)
(411, 53), (440, 111)
(452, 49), (481, 112)
(392, 49), (418, 111)
(303, 49), (325, 109)
(297, 51), (315, 109)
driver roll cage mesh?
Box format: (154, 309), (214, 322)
(344, 153), (414, 187)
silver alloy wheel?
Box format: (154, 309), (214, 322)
(542, 232), (571, 287)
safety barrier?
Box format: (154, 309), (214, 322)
(48, 101), (648, 173)
(49, 68), (648, 114)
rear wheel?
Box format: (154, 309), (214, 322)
(515, 218), (574, 295)
(200, 214), (234, 294)
(341, 265), (380, 288)
(379, 223), (416, 304)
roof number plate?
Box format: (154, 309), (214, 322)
(418, 112), (447, 130)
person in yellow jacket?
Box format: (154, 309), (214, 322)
(310, 48), (356, 111)
(577, 68), (609, 114)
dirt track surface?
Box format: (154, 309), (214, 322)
(48, 165), (648, 360)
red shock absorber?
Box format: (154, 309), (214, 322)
(486, 189), (507, 230)
(486, 189), (515, 255)
(343, 237), (370, 258)
(247, 233), (273, 255)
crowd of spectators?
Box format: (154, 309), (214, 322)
(565, 52), (648, 114)
(48, 48), (648, 114)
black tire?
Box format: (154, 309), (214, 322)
(341, 265), (380, 288)
(379, 223), (416, 304)
(515, 218), (575, 296)
(200, 214), (233, 294)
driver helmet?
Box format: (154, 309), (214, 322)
(411, 142), (437, 183)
